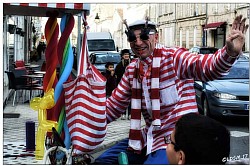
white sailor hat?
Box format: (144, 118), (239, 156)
(128, 19), (157, 30)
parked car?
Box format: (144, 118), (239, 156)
(189, 46), (218, 54)
(89, 52), (121, 73)
(194, 57), (249, 118)
(243, 51), (249, 58)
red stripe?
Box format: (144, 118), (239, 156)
(151, 89), (159, 99)
(130, 109), (141, 119)
(67, 109), (106, 123)
(71, 128), (106, 139)
(20, 3), (29, 6)
(152, 110), (160, 120)
(38, 3), (47, 7)
(71, 135), (104, 146)
(56, 3), (65, 8)
(66, 93), (106, 107)
(129, 129), (141, 140)
(75, 84), (106, 96)
(66, 102), (106, 117)
(74, 3), (83, 9)
(131, 88), (142, 98)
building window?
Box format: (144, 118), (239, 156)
(193, 27), (197, 46)
(201, 4), (206, 14)
(180, 29), (183, 47)
(165, 27), (173, 47)
(181, 4), (183, 18)
(186, 29), (189, 49)
(195, 4), (199, 16)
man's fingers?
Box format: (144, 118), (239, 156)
(232, 15), (242, 30)
(239, 18), (247, 32)
(243, 24), (249, 34)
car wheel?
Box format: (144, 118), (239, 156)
(203, 98), (210, 116)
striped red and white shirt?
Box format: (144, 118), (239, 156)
(106, 44), (237, 154)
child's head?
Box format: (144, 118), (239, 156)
(105, 62), (114, 71)
(166, 113), (230, 165)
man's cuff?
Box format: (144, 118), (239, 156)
(221, 46), (241, 64)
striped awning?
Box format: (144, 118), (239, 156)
(4, 3), (90, 17)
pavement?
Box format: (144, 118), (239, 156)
(3, 91), (144, 164)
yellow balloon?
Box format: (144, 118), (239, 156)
(29, 88), (58, 160)
(30, 97), (42, 111)
(35, 108), (57, 160)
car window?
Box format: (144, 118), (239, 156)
(199, 48), (218, 54)
(95, 53), (120, 64)
(222, 61), (249, 79)
(88, 39), (115, 51)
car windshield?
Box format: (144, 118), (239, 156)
(221, 61), (249, 79)
(88, 39), (115, 51)
(95, 53), (121, 64)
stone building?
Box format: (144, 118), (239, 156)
(88, 3), (249, 51)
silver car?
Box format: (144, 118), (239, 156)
(194, 56), (249, 118)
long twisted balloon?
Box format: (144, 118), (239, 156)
(33, 12), (59, 160)
(43, 14), (59, 93)
(54, 13), (75, 159)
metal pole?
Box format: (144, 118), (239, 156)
(77, 14), (82, 72)
(205, 3), (208, 47)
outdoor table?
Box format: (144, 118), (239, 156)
(25, 64), (40, 74)
(21, 74), (44, 100)
(25, 64), (40, 69)
(33, 71), (46, 75)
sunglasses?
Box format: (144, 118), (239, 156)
(126, 28), (155, 43)
(164, 135), (181, 151)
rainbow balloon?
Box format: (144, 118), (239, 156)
(55, 13), (75, 159)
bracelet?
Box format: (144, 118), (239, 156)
(226, 50), (237, 59)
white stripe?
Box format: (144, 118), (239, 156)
(128, 140), (141, 150)
(230, 131), (249, 137)
(65, 3), (74, 9)
(67, 93), (106, 109)
(132, 78), (140, 89)
(131, 99), (141, 109)
(29, 3), (39, 7)
(142, 78), (152, 117)
(130, 119), (141, 130)
(74, 86), (106, 97)
(151, 99), (160, 110)
(151, 78), (159, 89)
(66, 106), (106, 122)
(152, 57), (161, 68)
(159, 79), (176, 89)
(63, 78), (78, 89)
(72, 140), (98, 151)
(10, 3), (20, 5)
(146, 125), (154, 155)
(152, 119), (161, 126)
(47, 3), (56, 8)
(71, 128), (106, 140)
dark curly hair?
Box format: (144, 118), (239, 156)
(174, 113), (230, 165)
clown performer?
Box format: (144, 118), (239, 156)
(93, 15), (248, 164)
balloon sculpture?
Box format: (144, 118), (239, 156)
(54, 13), (75, 159)
(30, 89), (58, 160)
(30, 12), (59, 160)
(29, 11), (75, 161)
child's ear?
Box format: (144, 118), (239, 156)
(177, 150), (185, 164)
